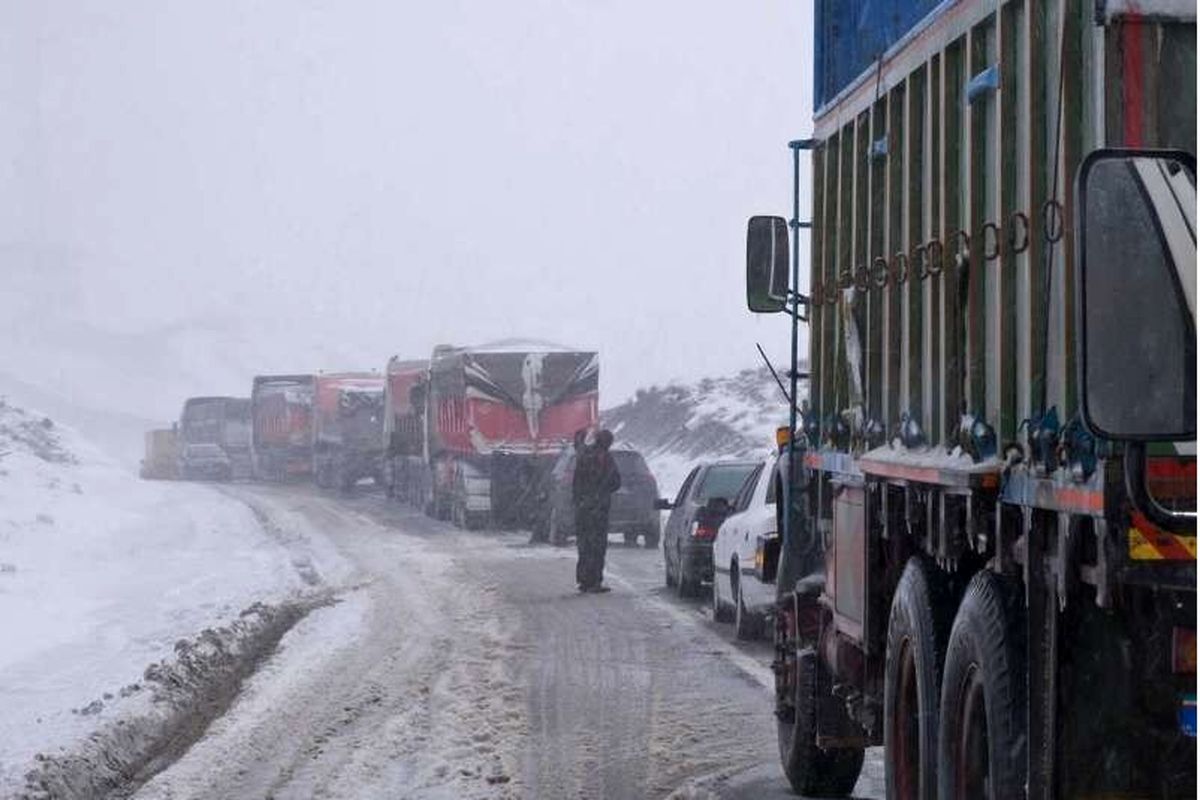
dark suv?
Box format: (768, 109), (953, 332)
(538, 447), (662, 548)
(660, 460), (759, 597)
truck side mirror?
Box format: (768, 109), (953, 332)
(1076, 149), (1196, 441)
(746, 215), (789, 313)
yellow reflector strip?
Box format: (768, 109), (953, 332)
(1129, 527), (1199, 561)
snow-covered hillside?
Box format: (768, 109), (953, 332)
(603, 365), (807, 497)
(0, 400), (346, 795)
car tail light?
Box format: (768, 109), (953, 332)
(1174, 628), (1196, 674)
(691, 520), (718, 540)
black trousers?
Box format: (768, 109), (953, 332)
(575, 505), (609, 588)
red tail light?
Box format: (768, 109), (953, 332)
(691, 521), (718, 540)
(1174, 628), (1196, 674)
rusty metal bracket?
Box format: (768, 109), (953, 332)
(924, 238), (945, 277)
(948, 229), (972, 270)
(1041, 199), (1065, 244)
(854, 264), (871, 292)
(981, 221), (1002, 261)
(891, 251), (909, 284)
(871, 256), (890, 289)
(1008, 211), (1030, 254)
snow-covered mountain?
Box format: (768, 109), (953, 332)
(602, 365), (807, 497)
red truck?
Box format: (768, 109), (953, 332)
(383, 357), (431, 504)
(393, 341), (599, 529)
(250, 374), (316, 481)
(312, 373), (387, 491)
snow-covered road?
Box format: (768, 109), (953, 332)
(128, 486), (882, 800)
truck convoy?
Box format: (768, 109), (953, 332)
(745, 1), (1195, 798)
(250, 375), (316, 481)
(388, 341), (600, 529)
(312, 373), (387, 491)
(178, 396), (252, 478)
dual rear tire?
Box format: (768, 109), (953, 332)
(882, 561), (1025, 800)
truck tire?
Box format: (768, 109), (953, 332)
(642, 528), (659, 549)
(937, 572), (1025, 800)
(664, 550), (677, 587)
(884, 557), (951, 800)
(623, 532), (639, 547)
(778, 648), (865, 797)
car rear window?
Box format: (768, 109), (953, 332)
(693, 464), (756, 504)
(613, 451), (650, 477)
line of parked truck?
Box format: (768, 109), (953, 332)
(141, 339), (678, 542)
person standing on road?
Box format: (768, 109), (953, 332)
(573, 428), (620, 592)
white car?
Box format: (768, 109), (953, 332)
(711, 456), (778, 640)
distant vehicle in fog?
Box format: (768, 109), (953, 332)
(660, 460), (759, 597)
(538, 446), (661, 548)
(389, 341), (599, 530)
(177, 442), (232, 481)
(178, 396), (252, 479)
(712, 457), (777, 639)
(139, 428), (180, 480)
(312, 373), (386, 491)
(250, 375), (316, 481)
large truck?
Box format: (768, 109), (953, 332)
(250, 374), (316, 481)
(312, 372), (386, 491)
(408, 341), (599, 529)
(178, 396), (253, 478)
(744, 2), (1195, 798)
(139, 428), (179, 480)
(383, 357), (431, 504)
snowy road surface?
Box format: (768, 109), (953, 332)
(133, 485), (883, 799)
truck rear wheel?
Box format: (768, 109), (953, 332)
(937, 572), (1025, 800)
(884, 557), (950, 800)
(778, 648), (864, 797)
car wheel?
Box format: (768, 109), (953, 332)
(549, 507), (566, 546)
(676, 543), (698, 598)
(643, 529), (659, 549)
(664, 538), (677, 587)
(712, 570), (733, 623)
(623, 532), (638, 547)
(734, 573), (763, 640)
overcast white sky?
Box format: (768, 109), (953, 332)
(1, 1), (815, 418)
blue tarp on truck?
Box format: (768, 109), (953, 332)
(815, 0), (947, 110)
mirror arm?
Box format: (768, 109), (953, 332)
(1124, 441), (1197, 533)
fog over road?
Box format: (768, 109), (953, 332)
(133, 485), (881, 799)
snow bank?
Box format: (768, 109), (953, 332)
(603, 366), (790, 497)
(0, 400), (330, 795)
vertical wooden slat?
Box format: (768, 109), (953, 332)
(1027, 0), (1048, 417)
(926, 54), (943, 441)
(837, 124), (855, 416)
(868, 100), (887, 425)
(998, 3), (1019, 440)
(853, 112), (868, 415)
(1060, 0), (1084, 416)
(905, 67), (926, 423)
(823, 130), (841, 427)
(885, 85), (905, 429)
(810, 144), (826, 428)
(941, 38), (964, 437)
(967, 25), (988, 414)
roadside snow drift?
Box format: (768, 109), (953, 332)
(0, 400), (338, 796)
(603, 366), (801, 495)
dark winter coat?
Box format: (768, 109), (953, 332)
(572, 446), (621, 514)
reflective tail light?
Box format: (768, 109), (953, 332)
(1174, 628), (1196, 674)
(691, 520), (718, 540)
